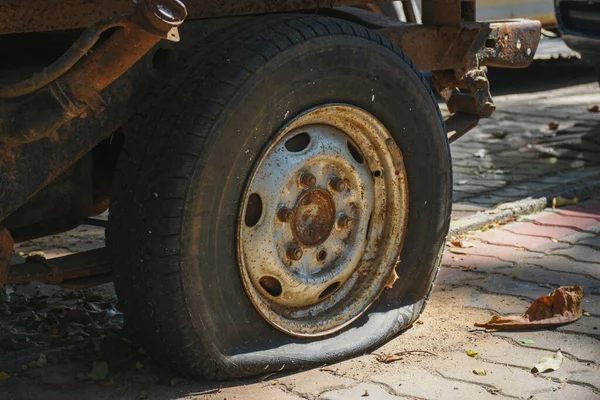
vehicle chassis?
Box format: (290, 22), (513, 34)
(0, 0), (541, 288)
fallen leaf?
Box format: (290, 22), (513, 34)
(135, 361), (144, 370)
(384, 268), (399, 289)
(374, 350), (437, 363)
(467, 349), (479, 358)
(28, 251), (45, 258)
(450, 240), (474, 249)
(533, 350), (563, 373)
(552, 196), (579, 210)
(362, 389), (370, 397)
(551, 238), (559, 243)
(474, 286), (583, 330)
(416, 320), (424, 325)
(457, 180), (469, 185)
(461, 266), (473, 272)
(486, 387), (502, 395)
(583, 312), (591, 317)
(0, 372), (10, 381)
(492, 131), (507, 139)
(87, 361), (109, 381)
(473, 369), (487, 376)
(548, 121), (560, 130)
(588, 105), (600, 113)
(448, 248), (468, 255)
(520, 338), (535, 344)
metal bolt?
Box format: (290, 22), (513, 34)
(329, 177), (346, 192)
(299, 173), (316, 188)
(277, 207), (293, 222)
(286, 244), (303, 261)
(336, 214), (351, 230)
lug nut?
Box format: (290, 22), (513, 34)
(277, 207), (293, 222)
(286, 244), (303, 261)
(299, 173), (316, 188)
(336, 214), (351, 230)
(329, 177), (346, 192)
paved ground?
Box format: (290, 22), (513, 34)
(1, 63), (599, 399)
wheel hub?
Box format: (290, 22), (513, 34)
(237, 104), (409, 337)
(292, 188), (336, 247)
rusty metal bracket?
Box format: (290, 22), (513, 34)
(4, 248), (109, 287)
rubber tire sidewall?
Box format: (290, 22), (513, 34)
(176, 32), (451, 376)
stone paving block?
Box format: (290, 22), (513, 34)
(464, 287), (532, 315)
(277, 368), (356, 399)
(473, 230), (570, 252)
(475, 336), (592, 382)
(320, 383), (405, 400)
(534, 214), (600, 231)
(502, 263), (600, 292)
(447, 241), (545, 263)
(466, 274), (553, 301)
(435, 352), (560, 397)
(575, 200), (600, 213)
(493, 331), (600, 363)
(437, 268), (488, 288)
(569, 371), (600, 393)
(521, 254), (600, 280)
(557, 316), (600, 338)
(550, 245), (600, 264)
(371, 366), (502, 400)
(579, 235), (600, 249)
(501, 222), (579, 239)
(442, 252), (512, 270)
(203, 385), (303, 400)
(529, 383), (599, 400)
(557, 209), (600, 222)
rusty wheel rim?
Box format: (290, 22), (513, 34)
(237, 104), (409, 337)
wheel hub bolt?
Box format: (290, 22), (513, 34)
(299, 173), (316, 188)
(336, 214), (351, 229)
(286, 244), (303, 261)
(329, 177), (346, 192)
(277, 207), (293, 222)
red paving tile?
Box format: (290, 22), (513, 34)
(442, 252), (509, 269)
(556, 209), (600, 221)
(501, 222), (578, 239)
(443, 241), (541, 263)
(473, 229), (557, 251)
(533, 213), (599, 231)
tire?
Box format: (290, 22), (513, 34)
(108, 14), (451, 379)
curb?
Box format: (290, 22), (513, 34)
(449, 182), (600, 237)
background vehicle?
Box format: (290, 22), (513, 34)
(556, 0), (600, 83)
(370, 0), (556, 26)
(0, 0), (540, 379)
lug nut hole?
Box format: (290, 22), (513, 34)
(244, 193), (263, 227)
(259, 276), (283, 297)
(373, 170), (382, 178)
(285, 132), (310, 152)
(317, 249), (327, 262)
(347, 141), (364, 164)
(319, 281), (340, 300)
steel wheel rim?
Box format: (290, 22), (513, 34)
(237, 104), (409, 337)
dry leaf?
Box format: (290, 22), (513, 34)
(461, 266), (473, 272)
(533, 350), (563, 373)
(450, 240), (474, 248)
(475, 286), (583, 330)
(467, 349), (479, 358)
(519, 338), (535, 344)
(548, 121), (560, 130)
(588, 105), (600, 113)
(374, 350), (436, 363)
(551, 238), (558, 243)
(448, 248), (468, 255)
(473, 369), (487, 376)
(384, 268), (399, 289)
(583, 312), (591, 317)
(362, 389), (370, 397)
(0, 372), (10, 381)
